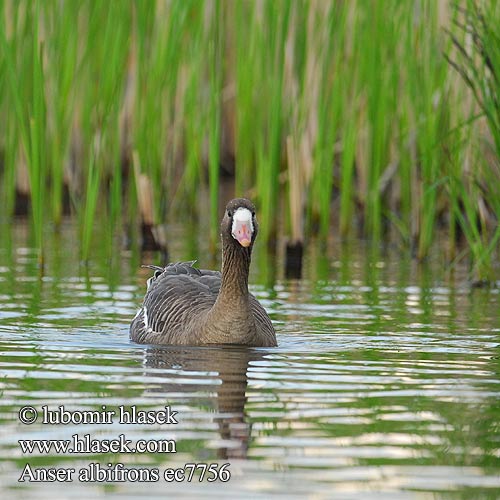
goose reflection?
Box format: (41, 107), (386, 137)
(142, 346), (267, 459)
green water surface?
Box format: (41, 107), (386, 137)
(0, 220), (499, 499)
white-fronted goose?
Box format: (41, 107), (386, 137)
(130, 198), (277, 347)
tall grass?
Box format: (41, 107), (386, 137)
(0, 0), (498, 279)
(0, 1), (46, 264)
(445, 0), (500, 281)
(44, 0), (78, 226)
(207, 0), (223, 249)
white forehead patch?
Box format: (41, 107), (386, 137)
(232, 207), (254, 231)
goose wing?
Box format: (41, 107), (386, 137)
(130, 261), (221, 344)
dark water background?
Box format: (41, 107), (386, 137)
(0, 219), (499, 499)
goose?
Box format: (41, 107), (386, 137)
(130, 198), (277, 347)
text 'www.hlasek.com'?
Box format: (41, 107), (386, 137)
(17, 405), (230, 483)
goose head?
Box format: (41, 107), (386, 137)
(221, 198), (258, 250)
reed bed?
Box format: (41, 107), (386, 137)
(0, 0), (498, 280)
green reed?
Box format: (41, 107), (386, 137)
(44, 0), (78, 226)
(1, 1), (46, 263)
(234, 0), (257, 196)
(408, 4), (450, 260)
(208, 0), (223, 248)
(133, 0), (177, 222)
(0, 0), (498, 276)
(445, 0), (500, 280)
(312, 5), (345, 240)
(256, 0), (290, 245)
(357, 2), (398, 242)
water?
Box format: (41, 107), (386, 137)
(0, 221), (499, 499)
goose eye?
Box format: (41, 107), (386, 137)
(227, 210), (232, 217)
(252, 211), (255, 217)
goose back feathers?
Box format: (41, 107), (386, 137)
(130, 199), (277, 347)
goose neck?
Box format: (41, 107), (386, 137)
(219, 243), (251, 300)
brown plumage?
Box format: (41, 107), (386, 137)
(130, 198), (277, 347)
